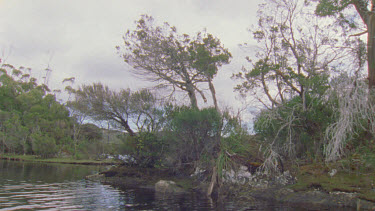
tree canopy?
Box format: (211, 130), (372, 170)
(0, 64), (73, 157)
(315, 0), (375, 88)
(68, 83), (165, 136)
(118, 15), (231, 109)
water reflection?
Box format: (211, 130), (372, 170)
(0, 180), (130, 210)
(0, 160), (326, 210)
(0, 160), (125, 210)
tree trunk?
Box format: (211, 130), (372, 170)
(115, 115), (136, 136)
(186, 83), (198, 109)
(208, 77), (219, 113)
(207, 165), (217, 196)
(2, 131), (4, 155)
(367, 13), (375, 141)
(368, 13), (375, 89)
(23, 136), (27, 155)
(121, 121), (136, 136)
(352, 0), (375, 88)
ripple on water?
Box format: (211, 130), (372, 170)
(0, 180), (125, 210)
(0, 160), (306, 210)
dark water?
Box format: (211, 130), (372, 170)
(0, 160), (312, 210)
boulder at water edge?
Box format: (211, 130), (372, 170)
(155, 180), (184, 194)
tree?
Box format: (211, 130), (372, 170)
(68, 83), (165, 136)
(233, 0), (363, 169)
(167, 106), (222, 166)
(315, 0), (374, 88)
(80, 123), (103, 141)
(189, 33), (231, 111)
(233, 0), (351, 110)
(69, 83), (136, 136)
(129, 89), (166, 132)
(314, 0), (375, 160)
(118, 15), (231, 109)
(0, 62), (73, 157)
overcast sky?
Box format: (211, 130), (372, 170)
(0, 0), (263, 114)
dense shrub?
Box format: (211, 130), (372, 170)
(162, 106), (222, 169)
(254, 94), (335, 161)
(31, 133), (57, 158)
(75, 139), (106, 160)
(120, 132), (164, 167)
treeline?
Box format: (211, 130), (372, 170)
(0, 65), (106, 158)
(0, 64), (252, 174)
(68, 82), (252, 170)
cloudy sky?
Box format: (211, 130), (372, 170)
(0, 0), (263, 113)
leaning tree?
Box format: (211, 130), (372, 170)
(117, 15), (231, 110)
(68, 83), (165, 137)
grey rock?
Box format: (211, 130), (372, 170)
(155, 180), (185, 194)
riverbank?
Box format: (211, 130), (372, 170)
(0, 154), (119, 165)
(234, 162), (375, 210)
(227, 184), (375, 210)
(99, 163), (375, 210)
(98, 165), (198, 192)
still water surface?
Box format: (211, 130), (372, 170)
(0, 160), (314, 210)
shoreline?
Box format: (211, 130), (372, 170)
(243, 187), (375, 210)
(4, 157), (375, 209)
(98, 165), (375, 210)
(0, 154), (119, 165)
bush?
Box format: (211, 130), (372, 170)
(163, 106), (222, 169)
(254, 94), (335, 161)
(76, 139), (105, 160)
(31, 133), (57, 158)
(120, 132), (164, 167)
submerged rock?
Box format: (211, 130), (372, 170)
(85, 173), (104, 179)
(155, 180), (185, 194)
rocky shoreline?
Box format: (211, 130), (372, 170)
(92, 165), (375, 210)
(245, 187), (375, 210)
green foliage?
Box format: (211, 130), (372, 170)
(120, 132), (164, 167)
(75, 138), (105, 160)
(68, 83), (165, 136)
(170, 107), (221, 139)
(119, 15), (231, 108)
(217, 128), (254, 177)
(221, 130), (251, 157)
(31, 133), (57, 158)
(0, 63), (74, 158)
(315, 0), (351, 17)
(315, 0), (366, 30)
(254, 93), (335, 160)
(291, 162), (375, 202)
(233, 0), (368, 172)
(161, 106), (222, 170)
(233, 0), (347, 111)
(80, 124), (103, 141)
